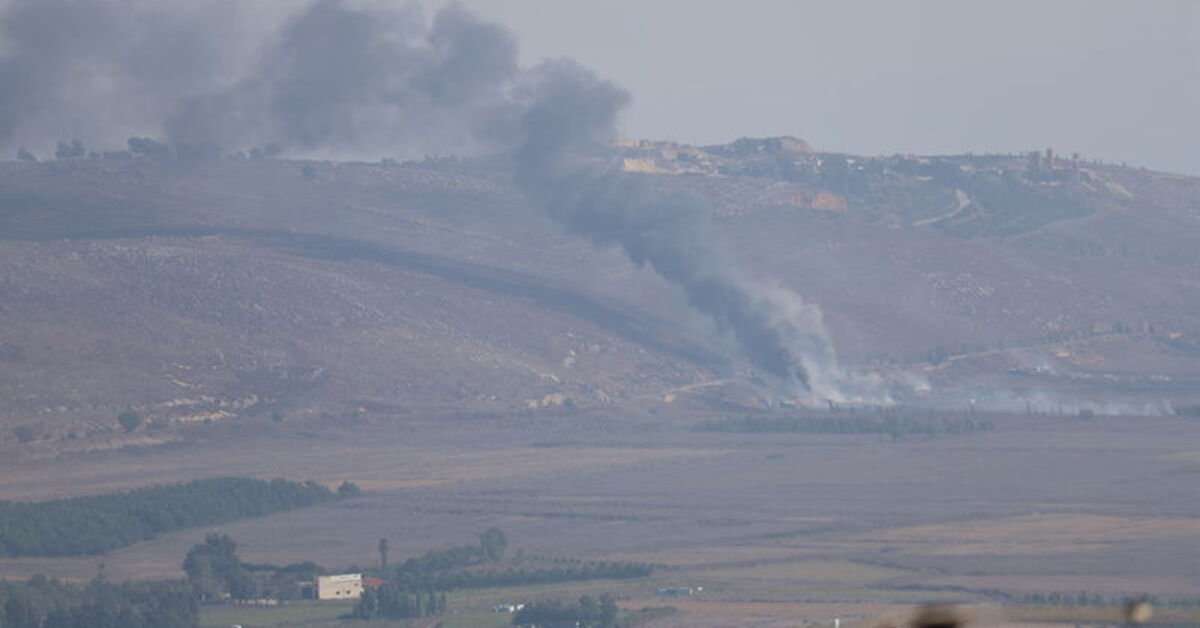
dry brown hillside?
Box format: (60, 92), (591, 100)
(1, 143), (1198, 449)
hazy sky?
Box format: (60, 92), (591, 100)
(442, 0), (1199, 175)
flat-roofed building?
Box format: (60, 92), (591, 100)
(316, 573), (363, 600)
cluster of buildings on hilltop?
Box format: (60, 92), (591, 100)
(616, 136), (817, 178)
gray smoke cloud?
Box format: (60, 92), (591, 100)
(512, 59), (851, 395)
(0, 0), (267, 155)
(0, 0), (858, 397)
(165, 0), (521, 159)
(0, 0), (519, 160)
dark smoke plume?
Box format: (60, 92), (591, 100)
(165, 0), (521, 158)
(0, 0), (261, 154)
(0, 0), (858, 397)
(0, 0), (519, 160)
(512, 60), (846, 393)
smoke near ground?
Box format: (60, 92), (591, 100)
(512, 60), (853, 396)
(0, 0), (859, 398)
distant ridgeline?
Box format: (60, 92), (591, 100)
(0, 477), (357, 557)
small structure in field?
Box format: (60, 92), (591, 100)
(315, 573), (363, 600)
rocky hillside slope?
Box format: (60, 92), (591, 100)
(2, 140), (1198, 447)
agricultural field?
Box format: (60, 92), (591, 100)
(2, 407), (1198, 627)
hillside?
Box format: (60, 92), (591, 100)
(2, 141), (1199, 450)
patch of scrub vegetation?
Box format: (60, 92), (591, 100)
(939, 173), (1094, 238)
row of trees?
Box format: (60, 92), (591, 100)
(0, 477), (355, 557)
(0, 576), (196, 628)
(386, 529), (649, 592)
(389, 527), (507, 576)
(699, 415), (994, 438)
(512, 595), (619, 628)
(396, 544), (485, 574)
(392, 560), (653, 591)
(351, 584), (446, 620)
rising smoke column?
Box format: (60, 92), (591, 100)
(0, 0), (851, 397)
(513, 60), (847, 396)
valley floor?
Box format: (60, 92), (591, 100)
(3, 408), (1199, 627)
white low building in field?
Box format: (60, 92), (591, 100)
(316, 573), (363, 600)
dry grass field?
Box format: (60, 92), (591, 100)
(858, 513), (1200, 556)
(3, 409), (1199, 626)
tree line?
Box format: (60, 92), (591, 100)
(386, 529), (649, 591)
(698, 415), (993, 438)
(391, 560), (652, 591)
(352, 585), (446, 620)
(345, 529), (652, 621)
(512, 595), (619, 628)
(0, 477), (357, 557)
(0, 575), (196, 628)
